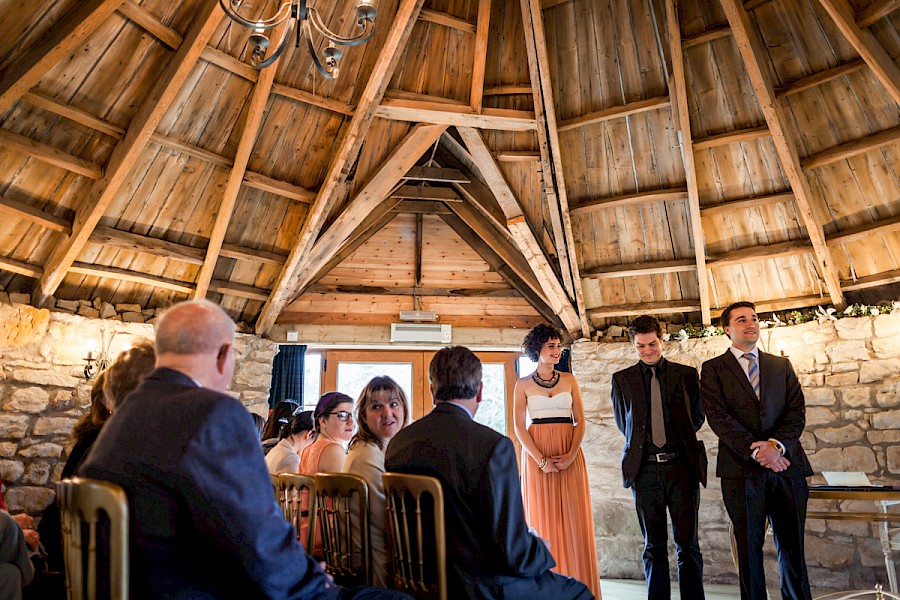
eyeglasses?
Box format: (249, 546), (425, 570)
(328, 411), (353, 422)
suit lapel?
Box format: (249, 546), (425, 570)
(723, 350), (758, 402)
(625, 365), (648, 428)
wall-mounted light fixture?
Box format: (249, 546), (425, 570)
(83, 329), (117, 380)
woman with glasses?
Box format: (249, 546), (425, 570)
(343, 376), (410, 587)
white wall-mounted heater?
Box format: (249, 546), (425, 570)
(390, 322), (452, 344)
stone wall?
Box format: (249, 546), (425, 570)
(573, 311), (900, 590)
(0, 301), (276, 514)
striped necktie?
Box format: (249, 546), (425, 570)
(743, 353), (760, 399)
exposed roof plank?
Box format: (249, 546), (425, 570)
(242, 170), (316, 204)
(776, 59), (867, 98)
(22, 91), (126, 139)
(69, 262), (194, 294)
(484, 85), (533, 95)
(494, 150), (541, 161)
(150, 133), (234, 167)
(0, 129), (103, 179)
(208, 280), (270, 302)
(721, 0), (846, 308)
(418, 9), (476, 33)
(582, 258), (698, 279)
(200, 46), (259, 82)
(682, 25), (731, 48)
(272, 83), (355, 116)
(0, 195), (72, 234)
(801, 125), (900, 169)
(219, 244), (287, 266)
(856, 0), (900, 29)
(826, 213), (900, 245)
(588, 300), (700, 319)
(700, 192), (794, 217)
(376, 99), (537, 131)
(116, 0), (181, 49)
(470, 0), (491, 112)
(692, 125), (770, 150)
(707, 240), (814, 268)
(257, 0), (429, 335)
(0, 0), (125, 114)
(89, 225), (206, 265)
(0, 255), (43, 279)
(33, 1), (224, 305)
(556, 96), (671, 133)
(570, 188), (688, 215)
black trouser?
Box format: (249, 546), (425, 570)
(722, 473), (812, 600)
(632, 458), (704, 600)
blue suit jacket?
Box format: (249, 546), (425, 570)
(80, 368), (337, 600)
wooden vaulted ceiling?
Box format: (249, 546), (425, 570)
(0, 0), (897, 338)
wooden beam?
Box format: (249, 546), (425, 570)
(402, 166), (469, 183)
(0, 0), (125, 114)
(588, 300), (700, 319)
(484, 85), (533, 96)
(34, 2), (224, 305)
(666, 0), (712, 324)
(826, 213), (900, 245)
(376, 99), (537, 131)
(700, 192), (794, 217)
(682, 25), (732, 49)
(556, 96), (671, 133)
(0, 195), (72, 234)
(418, 9), (476, 33)
(257, 0), (428, 335)
(582, 259), (697, 280)
(150, 133), (234, 168)
(457, 126), (582, 333)
(776, 59), (867, 98)
(242, 170), (316, 203)
(69, 262), (194, 294)
(801, 125), (900, 169)
(470, 0), (492, 112)
(842, 267), (900, 291)
(391, 200), (453, 214)
(707, 240), (814, 268)
(0, 256), (43, 279)
(540, 0), (573, 8)
(494, 150), (541, 161)
(0, 129), (103, 179)
(306, 284), (522, 298)
(390, 185), (460, 201)
(722, 0), (846, 308)
(414, 212), (424, 286)
(692, 125), (770, 150)
(22, 91), (126, 139)
(521, 0), (590, 334)
(116, 0), (181, 49)
(89, 225), (206, 265)
(710, 294), (827, 317)
(272, 83), (355, 116)
(570, 188), (688, 216)
(200, 46), (259, 83)
(219, 243), (287, 266)
(383, 89), (469, 106)
(817, 0), (900, 105)
(208, 280), (270, 302)
(194, 54), (278, 299)
(857, 0), (900, 27)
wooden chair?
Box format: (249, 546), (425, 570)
(314, 473), (370, 586)
(275, 473), (317, 553)
(382, 473), (447, 600)
(269, 474), (280, 496)
(56, 477), (129, 600)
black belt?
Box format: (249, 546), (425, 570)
(645, 452), (678, 463)
(532, 417), (574, 425)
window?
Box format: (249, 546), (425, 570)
(302, 353), (322, 409)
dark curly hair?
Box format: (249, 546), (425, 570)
(522, 323), (563, 362)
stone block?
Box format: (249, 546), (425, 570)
(10, 368), (81, 388)
(0, 443), (16, 457)
(0, 304), (50, 348)
(840, 387), (871, 408)
(8, 293), (30, 305)
(32, 417), (77, 436)
(804, 388), (835, 406)
(0, 415), (30, 439)
(0, 292), (7, 303)
(77, 300), (92, 308)
(857, 537), (889, 568)
(120, 312), (144, 323)
(805, 537), (855, 569)
(5, 486), (55, 513)
(867, 430), (900, 444)
(115, 303), (142, 313)
(876, 381), (900, 408)
(233, 361), (272, 387)
(3, 387), (50, 413)
(875, 312), (900, 338)
(843, 409), (863, 421)
(100, 302), (116, 319)
(17, 443), (62, 458)
(888, 446), (900, 473)
(872, 335), (900, 359)
(51, 463), (64, 482)
(55, 299), (78, 312)
(825, 372), (859, 387)
(834, 316), (873, 340)
(607, 325), (624, 338)
(873, 409), (900, 429)
(800, 431), (816, 453)
(806, 407), (838, 426)
(813, 352), (830, 366)
(76, 306), (100, 319)
(829, 362), (859, 373)
(826, 340), (870, 363)
(799, 373), (824, 387)
(92, 297), (102, 310)
(791, 355), (817, 374)
(813, 424), (864, 444)
(0, 460), (23, 482)
(860, 358), (900, 384)
(810, 446), (877, 473)
(22, 462), (50, 485)
(805, 566), (850, 590)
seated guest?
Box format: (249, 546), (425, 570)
(343, 377), (410, 587)
(251, 412), (267, 441)
(80, 300), (410, 600)
(0, 510), (34, 600)
(266, 411), (317, 475)
(262, 400), (301, 454)
(385, 346), (593, 600)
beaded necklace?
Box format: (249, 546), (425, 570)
(531, 369), (559, 389)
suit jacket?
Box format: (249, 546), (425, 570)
(700, 349), (813, 479)
(79, 368), (336, 600)
(611, 359), (707, 488)
(384, 402), (556, 600)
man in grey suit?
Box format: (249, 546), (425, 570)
(700, 301), (812, 600)
(385, 346), (592, 600)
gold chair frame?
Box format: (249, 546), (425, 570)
(56, 477), (129, 600)
(382, 472), (447, 600)
(275, 473), (317, 553)
(315, 473), (370, 586)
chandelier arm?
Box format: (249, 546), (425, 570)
(307, 8), (377, 46)
(251, 18), (296, 69)
(306, 20), (336, 80)
(218, 0), (294, 30)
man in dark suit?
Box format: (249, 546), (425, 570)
(80, 300), (408, 600)
(700, 301), (813, 600)
(385, 346), (593, 600)
(611, 315), (706, 600)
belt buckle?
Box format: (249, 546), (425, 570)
(655, 452), (667, 463)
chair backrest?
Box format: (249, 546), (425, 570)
(56, 477), (129, 600)
(314, 473), (370, 586)
(382, 472), (447, 600)
(275, 473), (317, 553)
(269, 474), (280, 496)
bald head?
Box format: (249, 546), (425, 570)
(155, 300), (236, 391)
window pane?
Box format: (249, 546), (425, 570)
(336, 363), (414, 405)
(475, 363), (506, 435)
(303, 353), (322, 409)
(517, 356), (537, 378)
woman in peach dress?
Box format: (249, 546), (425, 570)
(514, 323), (601, 598)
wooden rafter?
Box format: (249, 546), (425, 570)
(707, 240), (814, 268)
(801, 125), (900, 169)
(0, 129), (103, 180)
(582, 258), (697, 279)
(856, 0), (900, 27)
(70, 262), (194, 294)
(720, 0), (846, 308)
(219, 244), (287, 266)
(0, 256), (42, 279)
(242, 170), (316, 204)
(700, 192), (794, 217)
(470, 0), (491, 113)
(392, 200), (453, 214)
(22, 91), (126, 139)
(842, 267), (900, 291)
(307, 284), (521, 298)
(391, 185), (460, 201)
(556, 96), (671, 133)
(0, 0), (125, 114)
(201, 47), (258, 82)
(817, 0), (900, 105)
(775, 59), (867, 98)
(666, 0), (712, 324)
(89, 225), (205, 265)
(588, 300), (700, 319)
(256, 0), (428, 335)
(414, 213), (424, 287)
(484, 85), (533, 95)
(33, 2), (224, 306)
(117, 0), (181, 49)
(403, 166), (469, 183)
(272, 83), (355, 116)
(681, 25), (731, 49)
(419, 9), (476, 33)
(709, 294), (827, 317)
(692, 125), (770, 150)
(0, 196), (71, 234)
(571, 188), (688, 216)
(826, 214), (900, 246)
(376, 99), (536, 131)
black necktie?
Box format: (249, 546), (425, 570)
(650, 366), (666, 447)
